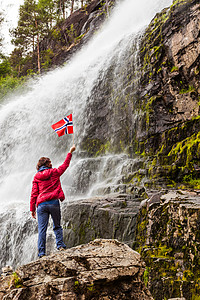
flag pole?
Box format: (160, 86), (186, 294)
(71, 111), (74, 145)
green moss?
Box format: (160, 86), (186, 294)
(150, 245), (173, 259)
(179, 85), (195, 94)
(183, 270), (194, 281)
(170, 0), (188, 8)
(134, 185), (200, 300)
(192, 296), (200, 300)
(74, 216), (98, 244)
(171, 66), (179, 72)
(81, 138), (111, 157)
(143, 267), (150, 287)
(134, 204), (148, 247)
(121, 201), (127, 208)
(168, 131), (200, 169)
(11, 272), (23, 288)
(146, 115), (200, 185)
(74, 280), (82, 294)
(87, 283), (95, 292)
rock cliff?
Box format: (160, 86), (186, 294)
(79, 0), (200, 187)
(0, 239), (153, 300)
(134, 189), (200, 300)
(137, 0), (200, 185)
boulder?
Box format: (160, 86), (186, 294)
(0, 239), (153, 300)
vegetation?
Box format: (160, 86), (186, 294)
(0, 0), (95, 101)
(10, 272), (23, 288)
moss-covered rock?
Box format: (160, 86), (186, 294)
(135, 0), (200, 187)
(134, 190), (200, 300)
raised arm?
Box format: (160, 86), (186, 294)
(56, 145), (76, 176)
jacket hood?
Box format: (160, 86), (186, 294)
(34, 168), (52, 181)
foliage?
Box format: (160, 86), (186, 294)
(66, 24), (77, 44)
(0, 0), (106, 98)
(11, 0), (39, 54)
(0, 57), (11, 77)
(143, 267), (149, 287)
(10, 272), (23, 288)
(41, 48), (54, 69)
(0, 75), (27, 101)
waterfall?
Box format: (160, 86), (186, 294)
(0, 0), (173, 269)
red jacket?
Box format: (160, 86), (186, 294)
(30, 153), (72, 212)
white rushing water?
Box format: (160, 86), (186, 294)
(0, 0), (172, 211)
(0, 0), (172, 268)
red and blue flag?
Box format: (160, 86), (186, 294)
(51, 114), (73, 137)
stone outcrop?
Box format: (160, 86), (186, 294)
(134, 189), (200, 300)
(0, 239), (153, 300)
(62, 192), (145, 249)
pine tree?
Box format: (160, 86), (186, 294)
(37, 0), (58, 30)
(11, 0), (42, 73)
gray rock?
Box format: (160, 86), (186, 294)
(0, 239), (153, 300)
(62, 193), (142, 249)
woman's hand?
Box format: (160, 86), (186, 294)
(70, 144), (76, 153)
(31, 211), (36, 219)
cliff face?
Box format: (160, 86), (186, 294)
(137, 0), (200, 184)
(0, 239), (153, 300)
(134, 190), (200, 300)
(79, 0), (200, 187)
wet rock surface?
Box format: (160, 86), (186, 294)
(137, 0), (200, 181)
(0, 239), (153, 300)
(62, 192), (144, 249)
(78, 0), (200, 185)
(134, 189), (200, 300)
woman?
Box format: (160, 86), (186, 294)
(30, 145), (76, 258)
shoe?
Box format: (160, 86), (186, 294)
(39, 254), (46, 258)
(58, 247), (66, 251)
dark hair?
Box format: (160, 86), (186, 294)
(36, 157), (51, 171)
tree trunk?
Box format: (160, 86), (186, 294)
(18, 64), (21, 76)
(36, 32), (41, 74)
(62, 0), (65, 19)
(70, 0), (74, 15)
(33, 36), (35, 53)
(106, 0), (109, 16)
(34, 17), (41, 74)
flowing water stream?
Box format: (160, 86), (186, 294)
(0, 0), (172, 269)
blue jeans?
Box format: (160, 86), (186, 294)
(37, 200), (66, 257)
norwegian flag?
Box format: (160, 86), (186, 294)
(51, 114), (73, 137)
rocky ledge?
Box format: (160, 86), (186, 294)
(0, 239), (152, 300)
